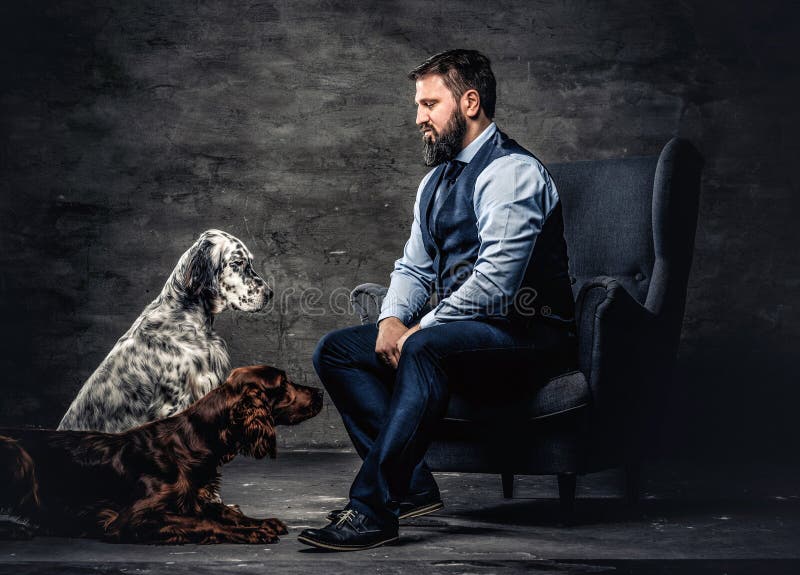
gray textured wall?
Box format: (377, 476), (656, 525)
(1, 0), (797, 457)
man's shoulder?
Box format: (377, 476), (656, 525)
(481, 152), (552, 183)
(486, 129), (548, 173)
(474, 147), (558, 205)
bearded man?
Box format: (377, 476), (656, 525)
(299, 49), (577, 551)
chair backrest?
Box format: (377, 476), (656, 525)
(552, 139), (702, 313)
(550, 138), (703, 359)
(550, 155), (659, 307)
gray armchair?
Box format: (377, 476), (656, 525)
(350, 138), (703, 517)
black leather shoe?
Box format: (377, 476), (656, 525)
(298, 508), (398, 551)
(326, 494), (443, 522)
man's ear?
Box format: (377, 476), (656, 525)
(461, 88), (482, 119)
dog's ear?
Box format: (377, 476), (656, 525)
(0, 437), (40, 513)
(184, 238), (220, 301)
(231, 391), (277, 459)
(227, 367), (284, 459)
(255, 413), (277, 460)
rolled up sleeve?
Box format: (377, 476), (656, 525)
(419, 154), (558, 327)
(377, 171), (437, 326)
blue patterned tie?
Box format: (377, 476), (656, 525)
(443, 160), (466, 185)
(432, 160), (466, 218)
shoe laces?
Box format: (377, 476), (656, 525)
(335, 508), (357, 527)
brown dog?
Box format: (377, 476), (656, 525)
(0, 365), (323, 544)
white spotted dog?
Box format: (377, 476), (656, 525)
(58, 229), (272, 433)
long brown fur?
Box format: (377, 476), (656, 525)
(0, 365), (322, 544)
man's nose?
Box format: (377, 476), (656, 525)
(416, 106), (428, 126)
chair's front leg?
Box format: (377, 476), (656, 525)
(557, 473), (577, 525)
(501, 473), (514, 499)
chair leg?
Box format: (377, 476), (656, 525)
(557, 473), (577, 524)
(625, 459), (641, 507)
(501, 473), (514, 499)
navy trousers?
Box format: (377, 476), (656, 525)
(313, 319), (574, 528)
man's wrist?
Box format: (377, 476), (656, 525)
(378, 316), (406, 330)
(405, 324), (421, 336)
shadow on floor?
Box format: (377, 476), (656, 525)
(454, 497), (800, 527)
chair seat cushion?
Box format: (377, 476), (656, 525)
(443, 370), (590, 423)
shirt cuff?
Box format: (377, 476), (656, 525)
(418, 308), (441, 329)
(377, 308), (409, 327)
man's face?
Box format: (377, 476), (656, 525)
(414, 74), (467, 166)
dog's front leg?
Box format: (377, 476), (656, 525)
(197, 483), (242, 513)
(155, 513), (281, 545)
(103, 509), (281, 545)
(202, 501), (288, 535)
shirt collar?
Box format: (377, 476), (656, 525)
(455, 122), (497, 164)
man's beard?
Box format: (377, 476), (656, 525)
(421, 109), (467, 167)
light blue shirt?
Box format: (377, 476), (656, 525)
(378, 123), (560, 329)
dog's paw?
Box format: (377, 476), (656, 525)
(244, 526), (279, 544)
(260, 517), (288, 535)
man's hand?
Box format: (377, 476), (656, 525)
(397, 324), (421, 356)
(375, 317), (407, 369)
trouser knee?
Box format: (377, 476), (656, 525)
(311, 333), (331, 375)
(396, 336), (448, 404)
(397, 333), (439, 371)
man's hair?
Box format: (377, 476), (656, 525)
(408, 49), (497, 119)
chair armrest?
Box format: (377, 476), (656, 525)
(350, 283), (434, 326)
(577, 275), (655, 329)
(350, 283), (389, 325)
(575, 276), (656, 412)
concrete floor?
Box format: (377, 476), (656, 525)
(1, 450), (798, 574)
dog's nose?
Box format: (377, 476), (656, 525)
(257, 285), (273, 309)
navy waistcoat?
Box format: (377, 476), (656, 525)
(418, 129), (575, 328)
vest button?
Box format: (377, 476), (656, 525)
(634, 272), (645, 281)
(570, 276), (577, 285)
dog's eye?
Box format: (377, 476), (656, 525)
(230, 260), (244, 267)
